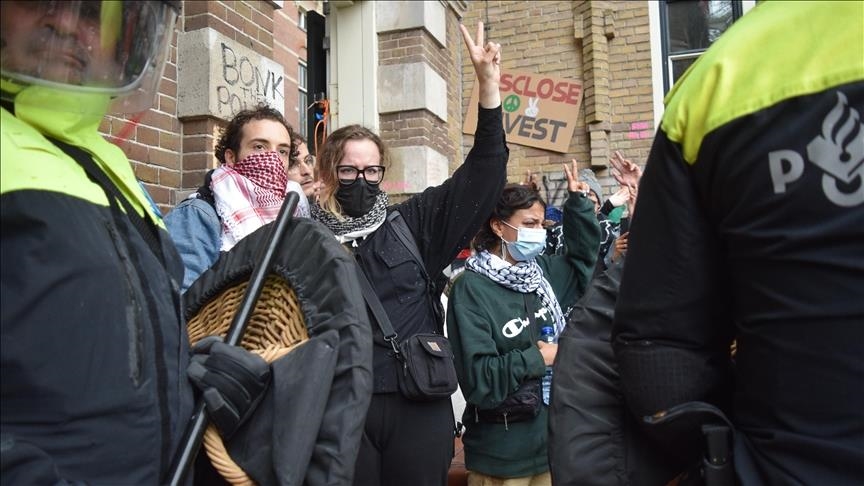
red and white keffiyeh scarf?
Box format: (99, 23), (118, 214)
(211, 151), (309, 251)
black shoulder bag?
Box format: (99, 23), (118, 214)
(353, 210), (458, 401)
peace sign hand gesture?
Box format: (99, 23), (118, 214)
(563, 159), (590, 194)
(460, 21), (501, 108)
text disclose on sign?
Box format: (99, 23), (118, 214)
(464, 70), (583, 153)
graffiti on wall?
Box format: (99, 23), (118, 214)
(215, 43), (284, 116)
(627, 121), (653, 139)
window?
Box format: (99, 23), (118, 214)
(298, 62), (308, 138)
(298, 8), (307, 31)
(649, 1), (755, 123)
(661, 1), (743, 92)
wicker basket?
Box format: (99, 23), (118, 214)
(186, 274), (309, 485)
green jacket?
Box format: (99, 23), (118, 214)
(446, 191), (600, 478)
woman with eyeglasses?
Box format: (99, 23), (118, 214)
(310, 21), (509, 486)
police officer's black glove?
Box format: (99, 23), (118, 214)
(187, 336), (271, 440)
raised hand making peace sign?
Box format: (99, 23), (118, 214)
(563, 158), (591, 194)
(460, 21), (502, 108)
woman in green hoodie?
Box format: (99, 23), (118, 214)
(446, 161), (601, 485)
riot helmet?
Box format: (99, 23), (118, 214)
(0, 1), (180, 114)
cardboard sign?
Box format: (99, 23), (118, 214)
(463, 70), (583, 153)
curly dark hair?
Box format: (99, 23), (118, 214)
(214, 104), (297, 165)
(289, 131), (308, 169)
(473, 184), (546, 252)
(291, 131), (307, 146)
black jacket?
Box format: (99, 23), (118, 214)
(183, 218), (373, 485)
(1, 101), (193, 485)
(612, 3), (864, 484)
(549, 262), (681, 486)
(354, 106), (508, 393)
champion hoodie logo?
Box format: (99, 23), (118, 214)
(769, 91), (863, 207)
(501, 307), (551, 338)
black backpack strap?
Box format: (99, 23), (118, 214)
(47, 137), (166, 266)
(196, 169), (217, 209)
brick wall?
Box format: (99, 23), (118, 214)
(184, 0), (275, 57)
(459, 1), (654, 198)
(445, 13), (468, 174)
(100, 1), (654, 212)
(378, 18), (461, 176)
(607, 2), (654, 170)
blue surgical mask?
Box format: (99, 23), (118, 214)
(501, 221), (546, 261)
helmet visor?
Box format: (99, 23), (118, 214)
(0, 1), (178, 112)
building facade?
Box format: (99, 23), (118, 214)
(101, 0), (755, 214)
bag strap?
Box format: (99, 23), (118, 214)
(47, 137), (166, 266)
(354, 210), (438, 358)
(387, 210), (446, 327)
(354, 264), (402, 359)
(387, 210), (427, 278)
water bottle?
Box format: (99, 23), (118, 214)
(540, 326), (555, 405)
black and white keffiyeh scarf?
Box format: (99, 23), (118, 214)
(310, 192), (389, 244)
(465, 250), (567, 339)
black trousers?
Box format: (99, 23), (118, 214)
(353, 392), (455, 486)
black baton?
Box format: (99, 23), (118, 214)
(166, 191), (300, 486)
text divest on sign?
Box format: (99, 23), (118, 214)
(463, 70), (583, 153)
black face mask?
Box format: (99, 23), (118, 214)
(336, 179), (380, 217)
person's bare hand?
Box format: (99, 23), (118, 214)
(626, 184), (638, 216)
(563, 158), (589, 194)
(460, 21), (501, 85)
(522, 170), (540, 191)
(460, 21), (501, 108)
(537, 340), (558, 366)
(610, 151), (642, 189)
(608, 187), (629, 207)
(611, 232), (629, 263)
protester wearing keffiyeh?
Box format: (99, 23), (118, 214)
(309, 192), (389, 245)
(445, 182), (600, 482)
(212, 150), (309, 251)
(465, 249), (567, 339)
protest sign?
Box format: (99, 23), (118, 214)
(464, 70), (583, 153)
